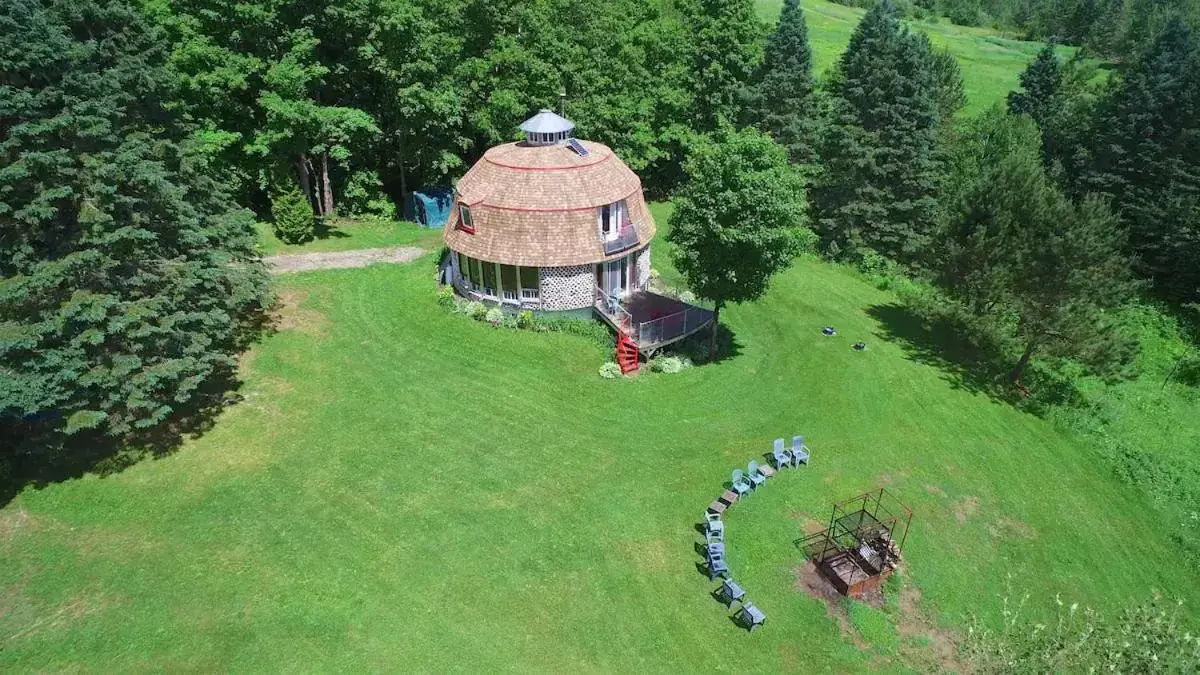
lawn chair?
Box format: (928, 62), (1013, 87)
(736, 602), (766, 631)
(706, 519), (725, 543)
(791, 435), (810, 466)
(771, 438), (792, 469)
(707, 541), (726, 560)
(731, 469), (752, 497)
(707, 557), (730, 580)
(705, 510), (722, 524)
(747, 460), (766, 489)
(718, 578), (746, 606)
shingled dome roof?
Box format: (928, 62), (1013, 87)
(444, 138), (656, 267)
(518, 109), (575, 135)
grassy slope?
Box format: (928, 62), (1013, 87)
(3, 213), (1196, 669)
(757, 0), (1073, 116)
(255, 218), (444, 256)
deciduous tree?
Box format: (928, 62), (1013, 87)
(667, 129), (813, 352)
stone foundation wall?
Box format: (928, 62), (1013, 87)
(539, 264), (595, 311)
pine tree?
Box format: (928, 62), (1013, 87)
(271, 182), (316, 244)
(746, 0), (817, 164)
(1084, 16), (1200, 307)
(668, 128), (812, 353)
(939, 110), (1136, 383)
(809, 0), (943, 263)
(0, 0), (268, 459)
(1007, 42), (1063, 127)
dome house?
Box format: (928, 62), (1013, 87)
(442, 110), (712, 369)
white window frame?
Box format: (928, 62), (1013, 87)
(459, 204), (474, 232)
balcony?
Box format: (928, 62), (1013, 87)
(594, 287), (715, 353)
(601, 220), (640, 256)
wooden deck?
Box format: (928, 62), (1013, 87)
(594, 290), (714, 353)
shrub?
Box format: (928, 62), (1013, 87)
(516, 310), (535, 330)
(484, 307), (504, 326)
(501, 313), (519, 329)
(466, 301), (487, 320)
(341, 170), (395, 219)
(271, 183), (315, 244)
(536, 317), (614, 347)
(650, 356), (685, 373)
(599, 362), (622, 379)
(436, 285), (456, 308)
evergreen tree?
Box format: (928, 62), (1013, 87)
(809, 0), (943, 263)
(939, 110), (1136, 383)
(931, 48), (968, 125)
(1084, 16), (1200, 307)
(0, 0), (268, 458)
(667, 128), (813, 353)
(1007, 42), (1063, 126)
(746, 0), (817, 164)
(271, 182), (316, 244)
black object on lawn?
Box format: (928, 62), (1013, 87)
(853, 342), (867, 351)
(823, 326), (837, 336)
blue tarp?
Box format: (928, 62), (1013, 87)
(405, 188), (453, 228)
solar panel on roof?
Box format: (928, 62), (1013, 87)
(567, 138), (589, 157)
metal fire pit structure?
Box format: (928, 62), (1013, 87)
(799, 489), (913, 597)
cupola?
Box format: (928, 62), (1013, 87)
(519, 109), (575, 146)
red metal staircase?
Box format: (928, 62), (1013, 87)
(616, 331), (640, 374)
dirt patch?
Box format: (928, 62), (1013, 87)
(925, 484), (947, 498)
(0, 508), (41, 543)
(264, 246), (426, 274)
(878, 473), (896, 485)
(987, 517), (1037, 541)
(794, 561), (870, 650)
(953, 496), (980, 524)
(3, 587), (116, 645)
(272, 288), (330, 339)
(617, 538), (671, 574)
(789, 512), (827, 535)
(896, 586), (968, 673)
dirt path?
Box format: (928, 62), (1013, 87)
(264, 246), (427, 274)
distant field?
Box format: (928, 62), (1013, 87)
(757, 0), (1073, 116)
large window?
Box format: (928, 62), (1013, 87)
(500, 264), (519, 301)
(481, 261), (497, 294)
(465, 254), (481, 288)
(599, 200), (625, 239)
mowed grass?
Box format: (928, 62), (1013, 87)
(2, 215), (1197, 670)
(255, 217), (443, 256)
(757, 0), (1074, 116)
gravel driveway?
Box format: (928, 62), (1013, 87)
(264, 246), (427, 274)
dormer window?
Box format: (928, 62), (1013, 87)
(457, 204), (475, 234)
(599, 200), (625, 241)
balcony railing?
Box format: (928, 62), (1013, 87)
(634, 306), (712, 347)
(595, 286), (634, 333)
(601, 221), (639, 256)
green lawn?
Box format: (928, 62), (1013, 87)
(3, 213), (1196, 670)
(757, 0), (1074, 116)
(255, 217), (444, 256)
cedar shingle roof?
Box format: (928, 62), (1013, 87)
(444, 140), (657, 267)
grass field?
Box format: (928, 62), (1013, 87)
(3, 206), (1196, 670)
(254, 218), (443, 257)
(757, 0), (1073, 116)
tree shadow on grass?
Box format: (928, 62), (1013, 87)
(311, 219), (352, 241)
(866, 302), (1019, 406)
(670, 323), (743, 365)
(0, 305), (272, 509)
